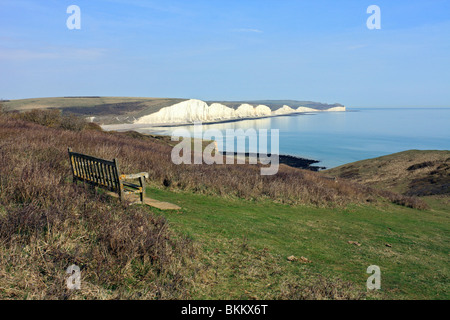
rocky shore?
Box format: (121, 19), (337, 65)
(223, 152), (326, 171)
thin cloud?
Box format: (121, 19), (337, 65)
(232, 28), (263, 33)
(347, 44), (369, 50)
(0, 49), (58, 61)
(99, 0), (191, 15)
(0, 48), (107, 61)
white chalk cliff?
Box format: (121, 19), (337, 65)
(273, 105), (295, 115)
(134, 99), (345, 125)
(296, 106), (319, 112)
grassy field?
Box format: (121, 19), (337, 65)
(2, 96), (164, 111)
(145, 187), (449, 300)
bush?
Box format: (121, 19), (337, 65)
(376, 189), (429, 209)
(16, 109), (62, 127)
(59, 113), (87, 131)
(0, 101), (7, 115)
(85, 122), (103, 131)
(12, 109), (87, 131)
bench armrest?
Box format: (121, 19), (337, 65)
(120, 172), (149, 180)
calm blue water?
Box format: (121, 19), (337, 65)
(137, 108), (450, 169)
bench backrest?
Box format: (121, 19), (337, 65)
(68, 148), (121, 192)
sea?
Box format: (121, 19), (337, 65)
(133, 108), (450, 169)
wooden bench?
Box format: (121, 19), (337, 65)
(68, 148), (148, 204)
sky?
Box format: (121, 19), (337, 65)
(1, 0), (449, 107)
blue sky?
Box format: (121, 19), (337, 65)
(1, 0), (449, 107)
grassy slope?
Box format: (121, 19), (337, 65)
(325, 150), (450, 196)
(3, 97), (164, 110)
(147, 187), (449, 300)
(3, 97), (188, 125)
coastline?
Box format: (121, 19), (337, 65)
(101, 125), (326, 171)
(101, 114), (327, 171)
(224, 152), (326, 171)
(101, 111), (319, 131)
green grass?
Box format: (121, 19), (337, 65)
(3, 97), (158, 111)
(145, 186), (449, 300)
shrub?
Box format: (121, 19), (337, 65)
(376, 189), (429, 209)
(16, 109), (62, 127)
(59, 113), (87, 131)
(12, 109), (87, 131)
(84, 122), (103, 131)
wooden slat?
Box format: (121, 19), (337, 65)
(102, 163), (111, 189)
(72, 156), (79, 177)
(90, 159), (96, 182)
(69, 151), (115, 166)
(76, 158), (84, 179)
(109, 165), (116, 190)
(85, 158), (93, 182)
(121, 172), (149, 179)
(122, 181), (141, 188)
(108, 164), (117, 190)
(111, 167), (116, 189)
(82, 157), (89, 181)
(103, 164), (110, 189)
(99, 162), (107, 188)
(77, 158), (85, 180)
(93, 161), (99, 183)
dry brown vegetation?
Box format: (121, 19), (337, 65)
(0, 110), (428, 299)
(278, 275), (367, 300)
(0, 112), (200, 299)
(10, 108), (88, 131)
(326, 150), (450, 199)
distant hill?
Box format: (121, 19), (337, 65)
(3, 97), (187, 124)
(205, 100), (344, 111)
(3, 97), (344, 124)
(325, 150), (450, 196)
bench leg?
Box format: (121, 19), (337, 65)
(139, 176), (145, 203)
(119, 181), (125, 202)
